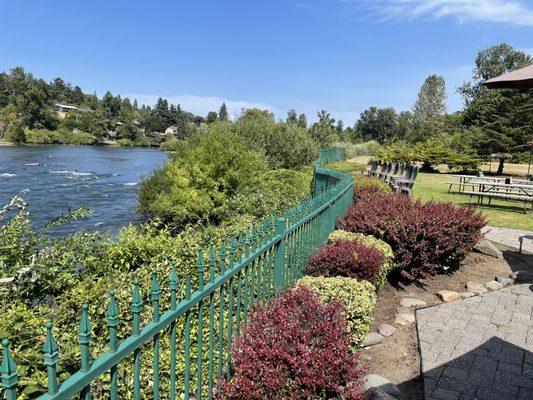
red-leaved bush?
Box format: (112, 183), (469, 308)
(219, 286), (365, 400)
(338, 188), (486, 281)
(304, 239), (385, 285)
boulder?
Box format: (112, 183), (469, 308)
(364, 374), (401, 399)
(400, 297), (427, 308)
(466, 281), (488, 294)
(485, 280), (503, 291)
(437, 290), (460, 302)
(365, 387), (398, 400)
(378, 323), (397, 337)
(495, 276), (513, 287)
(362, 332), (384, 347)
(474, 239), (503, 259)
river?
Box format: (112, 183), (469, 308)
(0, 145), (168, 236)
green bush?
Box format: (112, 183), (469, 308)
(24, 129), (96, 145)
(296, 276), (376, 347)
(328, 230), (395, 290)
(117, 138), (134, 147)
(137, 130), (270, 227)
(217, 168), (313, 222)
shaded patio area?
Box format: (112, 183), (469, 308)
(416, 284), (533, 400)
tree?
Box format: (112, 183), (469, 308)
(397, 111), (412, 141)
(458, 43), (532, 104)
(355, 107), (399, 144)
(309, 110), (337, 147)
(0, 105), (25, 143)
(206, 111), (218, 124)
(461, 44), (532, 174)
(218, 103), (228, 121)
(286, 109), (298, 124)
(410, 75), (447, 143)
(297, 113), (307, 129)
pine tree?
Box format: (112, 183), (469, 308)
(218, 103), (228, 121)
(286, 109), (298, 124)
(410, 74), (447, 143)
(297, 113), (307, 129)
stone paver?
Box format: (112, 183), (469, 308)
(482, 226), (533, 253)
(416, 284), (533, 400)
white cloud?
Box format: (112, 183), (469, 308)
(365, 0), (533, 26)
(126, 94), (280, 120)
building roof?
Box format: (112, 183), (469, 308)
(54, 103), (79, 110)
(483, 64), (533, 89)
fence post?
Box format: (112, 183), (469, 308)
(273, 217), (286, 291)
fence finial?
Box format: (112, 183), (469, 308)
(151, 271), (161, 322)
(107, 291), (120, 352)
(1, 339), (19, 399)
(131, 280), (143, 336)
(169, 261), (178, 311)
(78, 304), (92, 372)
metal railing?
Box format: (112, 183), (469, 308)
(0, 147), (353, 400)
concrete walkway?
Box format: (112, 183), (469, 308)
(417, 284), (533, 400)
(482, 226), (533, 253)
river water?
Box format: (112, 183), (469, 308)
(0, 145), (167, 236)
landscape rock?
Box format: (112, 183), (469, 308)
(362, 332), (384, 347)
(466, 281), (488, 294)
(485, 280), (503, 291)
(459, 292), (475, 299)
(394, 313), (415, 325)
(364, 374), (401, 399)
(400, 297), (427, 308)
(395, 306), (411, 316)
(437, 290), (460, 302)
(378, 323), (397, 337)
(474, 239), (503, 259)
(495, 276), (513, 287)
(365, 387), (397, 400)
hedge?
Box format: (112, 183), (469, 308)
(328, 230), (395, 290)
(296, 276), (376, 348)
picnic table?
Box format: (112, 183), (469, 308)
(462, 181), (533, 213)
(448, 175), (532, 193)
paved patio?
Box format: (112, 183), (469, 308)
(416, 284), (533, 400)
(482, 226), (533, 253)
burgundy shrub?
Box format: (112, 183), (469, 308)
(304, 239), (385, 285)
(219, 286), (365, 400)
(338, 188), (486, 281)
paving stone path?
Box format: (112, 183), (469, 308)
(482, 226), (533, 253)
(416, 284), (533, 400)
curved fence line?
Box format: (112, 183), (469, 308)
(0, 147), (354, 400)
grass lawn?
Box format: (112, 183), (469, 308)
(412, 173), (533, 231)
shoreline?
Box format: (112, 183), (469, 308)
(0, 140), (162, 150)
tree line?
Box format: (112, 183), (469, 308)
(348, 43), (532, 173)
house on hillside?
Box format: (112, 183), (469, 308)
(165, 126), (178, 136)
(54, 103), (79, 119)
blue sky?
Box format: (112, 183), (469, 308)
(1, 0), (532, 124)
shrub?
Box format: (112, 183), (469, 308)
(296, 276), (376, 347)
(353, 175), (392, 201)
(327, 161), (367, 174)
(117, 138), (134, 147)
(328, 230), (395, 290)
(338, 188), (486, 281)
(305, 239), (386, 286)
(220, 286), (365, 399)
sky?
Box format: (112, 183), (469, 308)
(1, 0), (532, 125)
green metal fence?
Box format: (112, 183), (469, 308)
(0, 148), (353, 400)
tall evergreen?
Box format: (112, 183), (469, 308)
(218, 102), (228, 121)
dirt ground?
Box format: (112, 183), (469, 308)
(362, 244), (533, 400)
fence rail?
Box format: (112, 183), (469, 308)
(0, 147), (354, 400)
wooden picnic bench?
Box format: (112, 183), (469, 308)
(463, 181), (533, 213)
